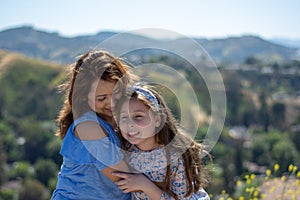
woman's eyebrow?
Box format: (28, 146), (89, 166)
(96, 94), (106, 97)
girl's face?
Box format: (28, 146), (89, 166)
(88, 79), (120, 123)
(119, 98), (161, 150)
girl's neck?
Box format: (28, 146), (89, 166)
(136, 140), (160, 151)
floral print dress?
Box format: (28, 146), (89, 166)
(125, 145), (210, 200)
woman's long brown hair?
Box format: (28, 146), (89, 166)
(56, 50), (134, 139)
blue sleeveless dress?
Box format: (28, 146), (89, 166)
(51, 111), (130, 200)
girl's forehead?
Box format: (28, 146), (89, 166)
(121, 98), (150, 112)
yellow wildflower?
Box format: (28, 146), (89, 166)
(266, 169), (271, 177)
(250, 174), (256, 180)
(238, 196), (244, 200)
(274, 164), (280, 172)
(288, 164), (293, 172)
(270, 186), (275, 193)
(297, 171), (300, 178)
(246, 179), (251, 184)
(281, 176), (286, 181)
(293, 166), (298, 173)
(237, 180), (242, 187)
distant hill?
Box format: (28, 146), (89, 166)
(270, 37), (300, 48)
(0, 26), (299, 64)
(0, 50), (64, 120)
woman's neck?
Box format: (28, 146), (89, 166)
(97, 113), (114, 126)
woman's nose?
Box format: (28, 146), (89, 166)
(106, 96), (113, 107)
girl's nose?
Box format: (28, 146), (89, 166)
(128, 118), (135, 128)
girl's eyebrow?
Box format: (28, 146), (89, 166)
(125, 110), (147, 114)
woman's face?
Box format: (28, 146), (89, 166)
(87, 79), (120, 123)
(119, 98), (161, 150)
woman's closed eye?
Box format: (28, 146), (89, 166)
(96, 96), (106, 101)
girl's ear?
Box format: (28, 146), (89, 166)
(155, 115), (162, 128)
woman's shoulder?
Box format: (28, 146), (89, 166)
(73, 111), (110, 140)
(74, 111), (98, 126)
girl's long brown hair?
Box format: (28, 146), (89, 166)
(116, 85), (210, 199)
(56, 50), (135, 139)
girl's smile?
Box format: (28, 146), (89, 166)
(119, 98), (161, 151)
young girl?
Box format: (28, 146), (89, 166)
(113, 84), (210, 200)
(51, 50), (135, 200)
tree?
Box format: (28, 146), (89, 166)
(0, 189), (19, 200)
(0, 121), (22, 162)
(249, 130), (299, 172)
(18, 118), (52, 163)
(273, 139), (300, 171)
(258, 92), (270, 132)
(34, 159), (58, 186)
(271, 102), (286, 130)
(10, 161), (34, 180)
(19, 179), (49, 200)
(240, 92), (258, 127)
(223, 71), (243, 125)
(244, 56), (261, 65)
(0, 134), (8, 186)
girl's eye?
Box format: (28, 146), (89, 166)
(134, 115), (143, 120)
(120, 116), (128, 121)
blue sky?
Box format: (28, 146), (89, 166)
(1, 0), (300, 39)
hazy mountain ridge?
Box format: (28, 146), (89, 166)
(0, 26), (298, 64)
(270, 37), (300, 48)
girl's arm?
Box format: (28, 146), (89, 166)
(113, 172), (164, 200)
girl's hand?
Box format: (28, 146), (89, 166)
(113, 172), (149, 193)
(113, 172), (164, 199)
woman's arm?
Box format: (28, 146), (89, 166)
(75, 121), (130, 181)
(101, 163), (129, 182)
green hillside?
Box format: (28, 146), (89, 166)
(0, 51), (67, 199)
(0, 50), (65, 120)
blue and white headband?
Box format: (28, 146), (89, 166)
(127, 84), (160, 111)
